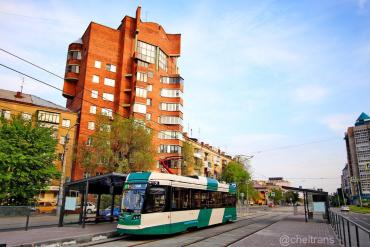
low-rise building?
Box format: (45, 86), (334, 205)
(184, 135), (232, 178)
(0, 89), (78, 204)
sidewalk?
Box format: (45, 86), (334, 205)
(0, 222), (118, 247)
(231, 215), (340, 247)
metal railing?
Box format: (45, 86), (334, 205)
(329, 209), (370, 247)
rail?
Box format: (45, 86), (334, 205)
(329, 209), (370, 247)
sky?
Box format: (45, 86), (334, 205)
(0, 0), (370, 193)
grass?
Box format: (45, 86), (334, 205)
(349, 205), (370, 214)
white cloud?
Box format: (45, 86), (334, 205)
(293, 85), (329, 103)
(321, 113), (355, 133)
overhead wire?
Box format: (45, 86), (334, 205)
(0, 48), (189, 142)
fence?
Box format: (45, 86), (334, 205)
(329, 210), (370, 247)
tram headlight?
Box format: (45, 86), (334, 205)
(132, 215), (141, 220)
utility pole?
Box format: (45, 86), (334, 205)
(56, 123), (78, 217)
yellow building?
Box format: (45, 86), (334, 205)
(184, 134), (232, 178)
(0, 89), (78, 205)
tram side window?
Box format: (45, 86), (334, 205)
(209, 191), (222, 208)
(223, 193), (236, 207)
(172, 187), (190, 210)
(200, 190), (208, 208)
(144, 186), (166, 213)
(191, 189), (201, 209)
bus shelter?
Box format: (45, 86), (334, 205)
(282, 186), (329, 223)
(58, 173), (127, 228)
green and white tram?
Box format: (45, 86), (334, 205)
(117, 172), (237, 235)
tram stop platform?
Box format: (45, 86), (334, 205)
(0, 222), (118, 247)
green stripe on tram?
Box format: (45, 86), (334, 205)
(223, 207), (237, 222)
(126, 172), (151, 183)
(197, 208), (213, 228)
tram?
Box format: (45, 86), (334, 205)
(117, 172), (237, 235)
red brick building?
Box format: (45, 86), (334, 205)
(62, 7), (183, 179)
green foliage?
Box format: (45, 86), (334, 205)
(78, 116), (155, 174)
(0, 116), (59, 205)
(221, 161), (254, 199)
(284, 191), (299, 203)
(269, 188), (283, 204)
(181, 142), (195, 176)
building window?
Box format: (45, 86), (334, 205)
(90, 105), (97, 114)
(37, 111), (60, 124)
(91, 90), (98, 99)
(103, 93), (114, 102)
(146, 98), (152, 106)
(67, 50), (81, 60)
(147, 84), (153, 92)
(83, 172), (90, 179)
(160, 103), (182, 112)
(86, 136), (93, 146)
(94, 60), (101, 68)
(146, 113), (151, 120)
(148, 71), (154, 78)
(133, 103), (147, 114)
(159, 145), (182, 154)
(106, 64), (116, 72)
(158, 116), (182, 125)
(0, 110), (11, 120)
(104, 78), (115, 87)
(136, 87), (147, 98)
(100, 124), (111, 132)
(158, 131), (183, 140)
(102, 108), (113, 117)
(137, 60), (149, 68)
(160, 76), (183, 84)
(158, 49), (168, 71)
(160, 89), (182, 98)
(92, 75), (99, 83)
(137, 41), (156, 64)
(88, 121), (95, 130)
(21, 112), (32, 121)
(62, 119), (71, 128)
(60, 136), (66, 145)
(137, 71), (148, 82)
(66, 65), (79, 73)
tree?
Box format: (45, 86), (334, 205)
(78, 116), (156, 174)
(270, 188), (283, 204)
(181, 142), (195, 176)
(221, 161), (255, 202)
(284, 191), (299, 204)
(0, 116), (60, 205)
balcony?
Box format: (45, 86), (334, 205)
(194, 152), (202, 159)
(160, 76), (184, 85)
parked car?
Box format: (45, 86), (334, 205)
(36, 202), (57, 213)
(85, 202), (97, 214)
(100, 206), (120, 217)
(340, 206), (350, 212)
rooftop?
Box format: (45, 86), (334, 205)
(0, 89), (70, 112)
(355, 112), (370, 126)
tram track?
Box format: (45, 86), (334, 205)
(127, 212), (283, 247)
(83, 212), (285, 247)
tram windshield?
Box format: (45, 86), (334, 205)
(122, 183), (146, 213)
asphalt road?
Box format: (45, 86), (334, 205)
(332, 207), (370, 230)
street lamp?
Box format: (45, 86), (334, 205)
(56, 123), (79, 217)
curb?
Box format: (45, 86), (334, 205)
(10, 231), (119, 247)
